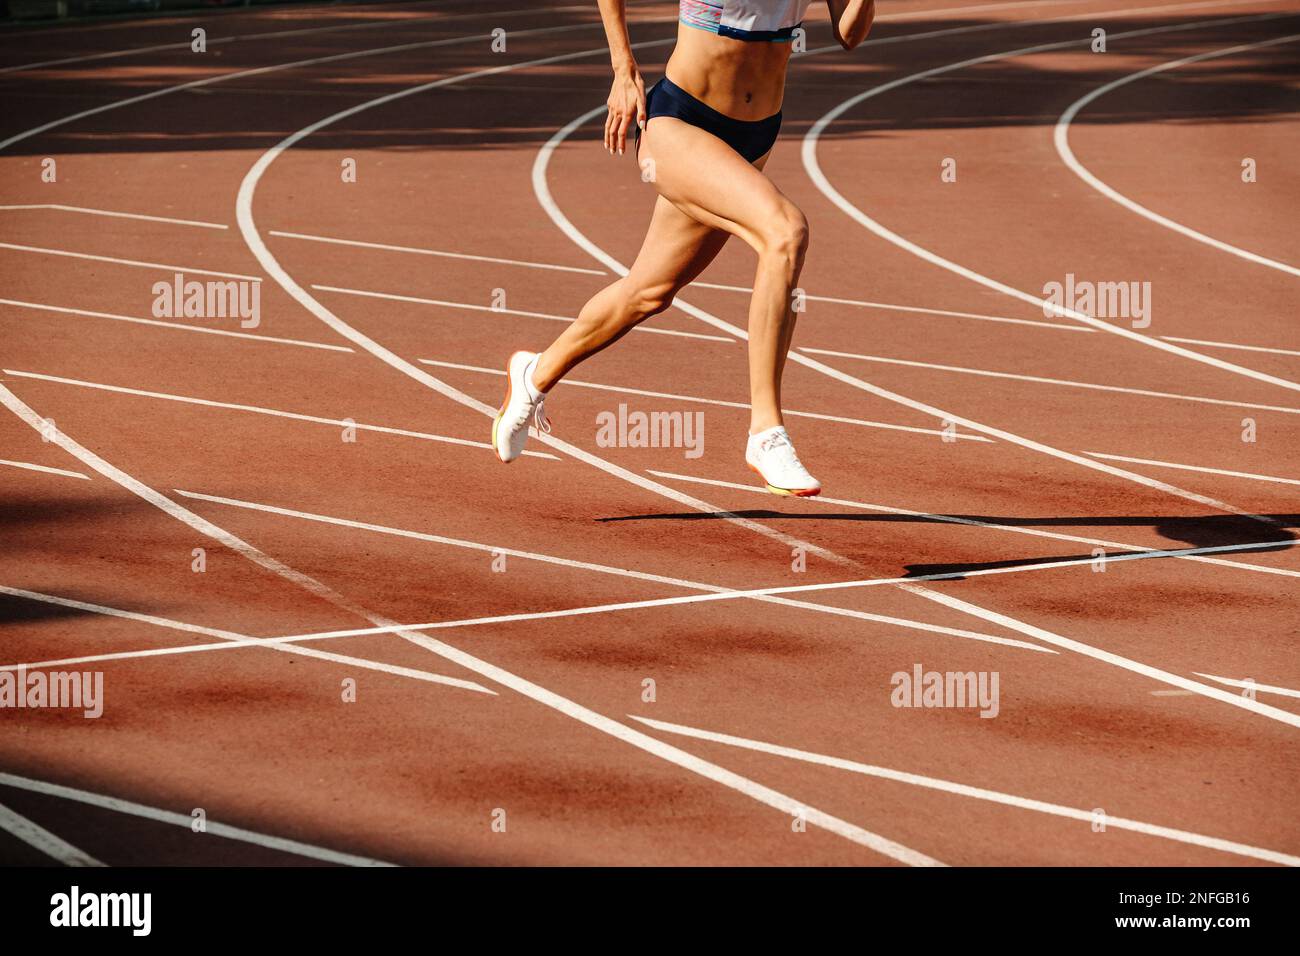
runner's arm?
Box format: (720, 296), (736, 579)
(597, 0), (648, 155)
(825, 0), (876, 50)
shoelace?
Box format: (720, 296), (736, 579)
(757, 430), (807, 471)
(533, 398), (552, 434)
(514, 395), (552, 434)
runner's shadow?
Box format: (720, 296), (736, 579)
(0, 593), (97, 626)
(597, 510), (1300, 572)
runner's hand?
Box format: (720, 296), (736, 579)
(604, 68), (646, 155)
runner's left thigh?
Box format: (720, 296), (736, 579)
(622, 194), (730, 311)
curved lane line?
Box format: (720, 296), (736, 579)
(1054, 33), (1300, 277)
(801, 11), (1300, 393)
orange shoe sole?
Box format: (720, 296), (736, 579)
(491, 350), (528, 464)
(747, 461), (820, 497)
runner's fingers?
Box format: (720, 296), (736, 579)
(615, 112), (631, 155)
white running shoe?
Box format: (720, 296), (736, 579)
(492, 351), (551, 463)
(745, 425), (820, 497)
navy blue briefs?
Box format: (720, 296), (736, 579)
(637, 76), (781, 164)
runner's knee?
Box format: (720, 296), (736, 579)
(759, 203), (809, 265)
(626, 279), (675, 320)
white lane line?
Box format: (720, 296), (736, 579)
(0, 584), (263, 642)
(0, 0), (491, 74)
(0, 616), (1043, 672)
(237, 36), (849, 568)
(0, 801), (104, 867)
(171, 487), (1049, 653)
(0, 772), (396, 866)
(418, 357), (992, 442)
(0, 242), (261, 282)
(312, 283), (733, 344)
(1054, 34), (1300, 278)
(646, 469), (1300, 580)
(0, 458), (90, 480)
(536, 109), (1270, 524)
(271, 230), (605, 276)
(1161, 335), (1300, 359)
(1, 369), (559, 461)
(801, 10), (1300, 396)
(1086, 452), (1300, 488)
(799, 347), (1300, 416)
(0, 626), (497, 681)
(630, 715), (1300, 866)
(0, 584), (495, 696)
(0, 204), (227, 229)
(0, 409), (935, 866)
(0, 39), (204, 75)
(1195, 673), (1300, 701)
(697, 280), (1300, 355)
(279, 603), (1049, 652)
(0, 297), (353, 353)
(694, 280), (1092, 333)
(4, 579), (1051, 673)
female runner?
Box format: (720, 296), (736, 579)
(493, 0), (875, 496)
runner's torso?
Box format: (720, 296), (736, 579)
(668, 1), (814, 119)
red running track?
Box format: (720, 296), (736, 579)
(0, 0), (1297, 866)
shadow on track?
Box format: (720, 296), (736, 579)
(596, 509), (1300, 573)
(2, 12), (1296, 156)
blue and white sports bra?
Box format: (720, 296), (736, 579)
(680, 0), (814, 42)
